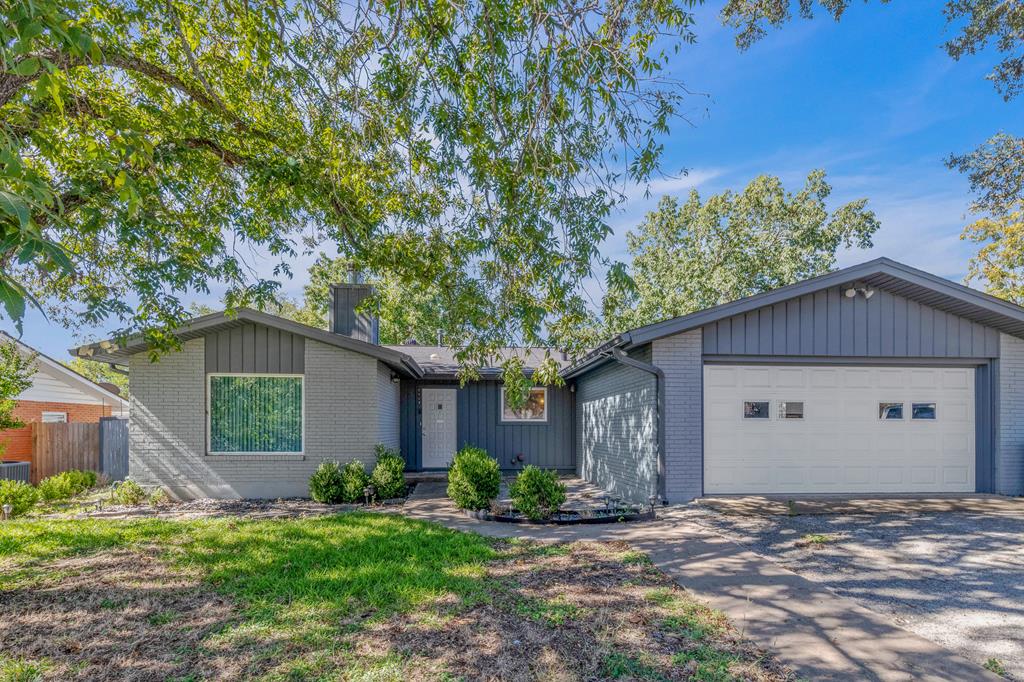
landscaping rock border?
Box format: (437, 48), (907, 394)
(464, 506), (656, 525)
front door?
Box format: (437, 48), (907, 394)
(421, 388), (457, 468)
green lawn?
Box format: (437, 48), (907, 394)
(0, 513), (790, 681)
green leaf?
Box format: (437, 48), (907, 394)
(10, 57), (40, 76)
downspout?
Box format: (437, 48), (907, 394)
(608, 347), (667, 503)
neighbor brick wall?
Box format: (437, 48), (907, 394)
(0, 401), (113, 461)
(998, 333), (1024, 495)
(652, 329), (703, 502)
(130, 337), (389, 499)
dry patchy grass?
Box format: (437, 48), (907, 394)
(0, 517), (792, 681)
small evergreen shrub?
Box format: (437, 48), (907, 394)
(148, 489), (169, 507)
(371, 445), (406, 500)
(447, 446), (500, 510)
(340, 460), (370, 503)
(113, 479), (147, 506)
(0, 480), (39, 517)
(510, 466), (567, 521)
(309, 461), (345, 503)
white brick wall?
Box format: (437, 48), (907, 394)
(377, 363), (400, 449)
(653, 330), (703, 502)
(998, 333), (1024, 495)
(130, 337), (391, 499)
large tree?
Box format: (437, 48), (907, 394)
(719, 0), (1024, 297)
(597, 170), (879, 335)
(1, 0), (694, 371)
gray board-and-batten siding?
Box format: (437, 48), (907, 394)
(399, 380), (575, 471)
(701, 285), (999, 359)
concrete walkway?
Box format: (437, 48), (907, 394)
(404, 483), (999, 681)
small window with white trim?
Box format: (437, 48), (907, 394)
(912, 403), (936, 420)
(208, 374), (303, 454)
(743, 401), (770, 419)
(41, 412), (67, 423)
(779, 402), (804, 419)
(500, 387), (547, 422)
(879, 402), (903, 420)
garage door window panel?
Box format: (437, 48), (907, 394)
(743, 401), (770, 419)
(912, 403), (937, 420)
(879, 402), (904, 420)
(779, 402), (804, 419)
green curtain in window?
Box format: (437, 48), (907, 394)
(209, 376), (303, 453)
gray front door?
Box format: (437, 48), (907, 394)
(421, 388), (457, 468)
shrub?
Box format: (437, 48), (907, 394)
(371, 445), (406, 500)
(510, 466), (566, 521)
(148, 489), (169, 507)
(0, 480), (39, 517)
(340, 460), (370, 503)
(37, 474), (74, 502)
(38, 469), (99, 502)
(309, 461), (345, 504)
(113, 479), (147, 506)
(447, 446), (500, 510)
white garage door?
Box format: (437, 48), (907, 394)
(703, 365), (975, 494)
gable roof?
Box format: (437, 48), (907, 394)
(70, 308), (424, 378)
(384, 345), (570, 378)
(564, 257), (1024, 378)
(1, 331), (129, 409)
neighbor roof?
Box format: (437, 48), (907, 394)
(564, 257), (1024, 378)
(70, 308), (424, 378)
(385, 345), (570, 379)
(1, 331), (129, 409)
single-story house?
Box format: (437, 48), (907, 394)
(1, 331), (129, 463)
(73, 257), (1024, 501)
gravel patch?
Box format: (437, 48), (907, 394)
(685, 507), (1024, 680)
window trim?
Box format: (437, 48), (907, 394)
(911, 402), (937, 421)
(499, 386), (548, 423)
(878, 401), (905, 421)
(206, 373), (305, 456)
(41, 411), (68, 423)
(742, 400), (771, 420)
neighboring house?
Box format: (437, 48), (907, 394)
(0, 332), (129, 463)
(74, 258), (1024, 502)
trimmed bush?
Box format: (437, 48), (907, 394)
(309, 461), (345, 503)
(0, 480), (39, 517)
(447, 446), (500, 510)
(113, 479), (147, 506)
(371, 445), (406, 500)
(310, 460), (369, 504)
(510, 466), (567, 521)
(340, 460), (370, 503)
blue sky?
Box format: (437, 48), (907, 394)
(8, 1), (1024, 358)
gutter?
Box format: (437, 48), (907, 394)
(607, 347), (667, 503)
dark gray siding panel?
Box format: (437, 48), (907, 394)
(702, 285), (1000, 359)
(330, 284), (379, 344)
(204, 323), (305, 373)
(575, 357), (658, 503)
(399, 380), (574, 471)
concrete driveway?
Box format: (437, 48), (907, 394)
(690, 505), (1024, 680)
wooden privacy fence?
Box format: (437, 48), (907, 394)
(30, 419), (128, 484)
